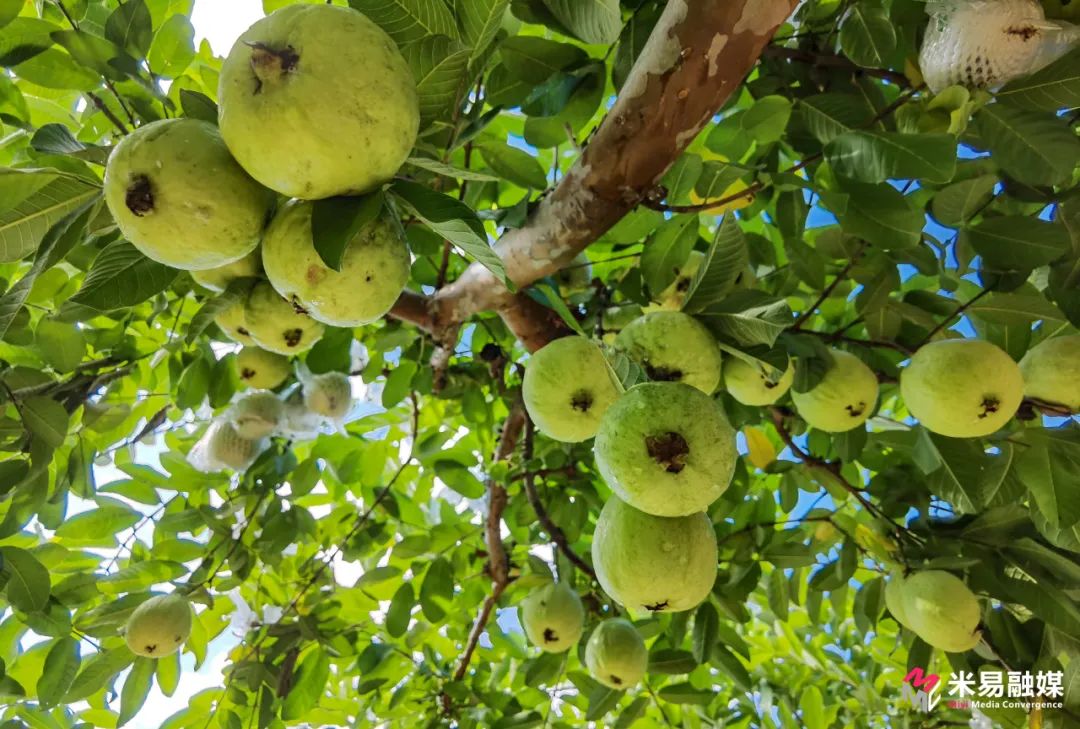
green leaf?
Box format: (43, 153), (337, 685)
(837, 182), (923, 250)
(433, 461), (484, 499)
(926, 435), (1012, 513)
(386, 582), (414, 638)
(118, 657), (155, 727)
(311, 191), (385, 271)
(696, 291), (793, 348)
(155, 651), (180, 698)
(186, 277), (257, 345)
(31, 125), (110, 164)
(37, 637), (80, 709)
(0, 18), (57, 66)
(647, 649), (697, 675)
(55, 503), (141, 545)
(931, 174), (997, 227)
(401, 35), (471, 121)
(105, 0), (153, 56)
(826, 131), (957, 184)
(963, 217), (1069, 271)
(976, 104), (1080, 187)
(0, 546), (51, 612)
(282, 648), (330, 719)
(1016, 427), (1080, 529)
(997, 47), (1080, 111)
(640, 215), (697, 296)
(147, 14), (195, 78)
(65, 647), (134, 702)
(742, 95), (792, 145)
(20, 396), (70, 449)
(99, 561), (187, 594)
(478, 141), (548, 190)
(658, 681), (715, 704)
(66, 241), (178, 312)
(179, 89), (217, 124)
(540, 0), (621, 45)
(0, 0), (21, 29)
(349, 0), (458, 44)
(683, 215), (749, 314)
(800, 685), (826, 729)
(419, 557), (454, 621)
(530, 283), (587, 336)
(498, 36), (587, 84)
(767, 568), (790, 621)
(797, 93), (875, 145)
(50, 30), (133, 81)
(0, 170), (100, 263)
(457, 0), (510, 65)
(839, 5), (896, 68)
(405, 156), (499, 181)
(692, 602), (718, 664)
(36, 319), (86, 373)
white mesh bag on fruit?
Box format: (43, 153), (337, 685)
(188, 419), (266, 473)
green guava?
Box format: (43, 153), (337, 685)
(124, 594), (193, 658)
(594, 382), (736, 517)
(218, 4), (419, 199)
(591, 496), (718, 613)
(615, 311), (722, 394)
(229, 390), (284, 439)
(303, 371), (353, 420)
(900, 339), (1024, 438)
(243, 281), (325, 355)
(234, 347), (291, 390)
(1019, 334), (1080, 412)
(791, 349), (879, 433)
(723, 356), (795, 406)
(554, 252), (592, 296)
(649, 250), (704, 311)
(261, 200), (410, 326)
(901, 570), (982, 653)
(519, 581), (585, 653)
(585, 618), (648, 690)
(215, 297), (257, 346)
(191, 249), (262, 292)
(602, 305), (643, 333)
(103, 118), (275, 270)
(190, 420), (262, 472)
(522, 336), (622, 443)
(884, 572), (911, 628)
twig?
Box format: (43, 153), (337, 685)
(86, 92), (129, 135)
(917, 286), (995, 346)
(644, 680), (674, 727)
(521, 418), (596, 580)
(763, 45), (911, 87)
(436, 142), (474, 288)
(791, 241), (866, 330)
(800, 329), (914, 355)
(55, 1), (137, 130)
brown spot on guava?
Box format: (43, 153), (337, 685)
(238, 327), (250, 336)
(543, 628), (558, 643)
(845, 402), (866, 418)
(644, 600), (669, 611)
(289, 296), (308, 315)
(570, 390), (594, 413)
(646, 432), (689, 474)
(284, 328), (303, 347)
(978, 396), (1000, 419)
(247, 42), (300, 92)
(305, 265), (326, 286)
(126, 175), (154, 216)
(145, 644), (157, 654)
(241, 368), (256, 380)
(675, 276), (692, 293)
(1006, 25), (1038, 40)
(644, 363), (683, 382)
(610, 674), (623, 685)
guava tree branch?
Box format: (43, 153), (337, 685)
(392, 0), (800, 350)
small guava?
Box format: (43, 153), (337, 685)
(280, 387), (325, 439)
(218, 4), (419, 199)
(228, 390), (284, 439)
(261, 200), (410, 326)
(522, 336), (622, 443)
(601, 305), (643, 333)
(214, 295), (257, 346)
(901, 570), (982, 653)
(649, 250), (704, 311)
(191, 249), (262, 292)
(594, 382), (736, 517)
(189, 420), (262, 472)
(243, 281), (325, 355)
(591, 496), (718, 613)
(1019, 334), (1080, 412)
(585, 618), (648, 690)
(519, 581), (585, 653)
(303, 371), (353, 420)
(901, 339), (1023, 438)
(123, 594), (193, 658)
(723, 356), (795, 406)
(615, 311), (722, 394)
(884, 572), (911, 628)
(791, 349), (879, 433)
(234, 347), (291, 390)
(553, 252), (592, 296)
(103, 118), (275, 270)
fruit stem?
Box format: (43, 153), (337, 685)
(247, 42), (299, 87)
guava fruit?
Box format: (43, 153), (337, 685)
(243, 281), (325, 355)
(302, 371), (353, 420)
(901, 570), (982, 653)
(585, 618), (648, 690)
(280, 386), (324, 439)
(228, 390), (284, 439)
(649, 250), (704, 311)
(218, 4), (420, 199)
(215, 297), (257, 346)
(189, 420), (263, 472)
(103, 118), (275, 270)
(522, 336), (622, 443)
(554, 253), (592, 296)
(123, 594), (193, 658)
(900, 339), (1023, 438)
(519, 581), (585, 653)
(191, 249), (262, 292)
(261, 200), (410, 326)
(791, 349), (879, 433)
(884, 572), (911, 627)
(234, 347), (291, 390)
(723, 356), (795, 406)
(1019, 334), (1080, 412)
(591, 496), (718, 613)
(594, 382), (736, 517)
(615, 311), (722, 394)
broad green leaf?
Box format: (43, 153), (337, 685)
(658, 682), (715, 704)
(0, 546), (51, 612)
(0, 18), (57, 66)
(405, 157), (499, 181)
(20, 396), (70, 449)
(742, 95), (792, 145)
(839, 5), (896, 68)
(419, 557), (454, 621)
(931, 174), (997, 227)
(696, 291), (793, 348)
(683, 215), (749, 314)
(147, 14), (195, 78)
(65, 647), (134, 702)
(541, 0), (621, 45)
(962, 217), (1070, 271)
(311, 191), (385, 271)
(37, 637), (80, 709)
(401, 35), (471, 121)
(66, 241), (179, 312)
(0, 171), (99, 263)
(99, 561), (187, 594)
(55, 503), (141, 545)
(118, 657), (155, 727)
(348, 0), (458, 44)
(457, 0), (510, 64)
(976, 104), (1080, 187)
(640, 215), (697, 296)
(498, 36), (587, 84)
(800, 685), (826, 729)
(530, 283), (587, 336)
(797, 93), (875, 145)
(105, 0), (153, 56)
(478, 141), (548, 190)
(433, 460), (484, 499)
(36, 318), (86, 373)
(1017, 427), (1080, 529)
(692, 602), (718, 664)
(282, 648), (330, 719)
(998, 47), (1080, 111)
(838, 182), (923, 250)
(827, 131), (957, 184)
(385, 582), (414, 638)
(927, 435), (1013, 513)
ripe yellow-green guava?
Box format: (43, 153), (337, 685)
(123, 594), (193, 658)
(615, 311), (722, 394)
(234, 347), (291, 390)
(190, 420), (262, 472)
(723, 356), (795, 406)
(900, 339), (1023, 438)
(884, 572), (911, 627)
(103, 118), (275, 270)
(1019, 334), (1080, 412)
(191, 249), (262, 292)
(594, 382), (736, 517)
(900, 570), (982, 653)
(554, 253), (592, 296)
(591, 496), (718, 613)
(522, 336), (622, 443)
(243, 281), (325, 355)
(218, 4), (419, 199)
(648, 250), (704, 311)
(519, 581), (585, 653)
(229, 390), (284, 439)
(215, 297), (257, 346)
(261, 200), (410, 326)
(303, 371), (353, 420)
(585, 618), (648, 690)
(791, 349), (879, 433)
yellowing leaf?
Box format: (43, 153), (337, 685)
(743, 426), (776, 469)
